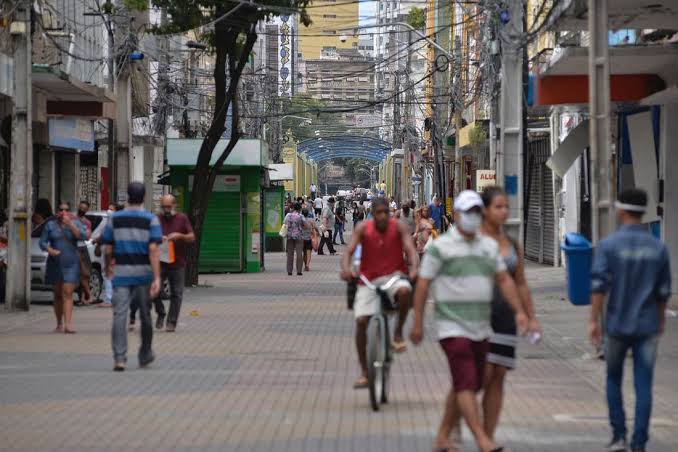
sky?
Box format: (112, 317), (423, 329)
(360, 1), (377, 26)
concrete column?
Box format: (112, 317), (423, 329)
(498, 0), (524, 241)
(661, 104), (678, 300)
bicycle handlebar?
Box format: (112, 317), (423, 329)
(358, 274), (403, 292)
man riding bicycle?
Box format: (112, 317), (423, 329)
(341, 197), (419, 389)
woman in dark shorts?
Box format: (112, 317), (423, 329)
(481, 186), (541, 439)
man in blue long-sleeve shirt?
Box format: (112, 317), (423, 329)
(589, 188), (671, 452)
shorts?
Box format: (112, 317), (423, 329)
(303, 240), (313, 251)
(487, 298), (518, 369)
(354, 273), (411, 318)
(439, 337), (489, 393)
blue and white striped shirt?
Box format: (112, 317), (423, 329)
(102, 206), (162, 287)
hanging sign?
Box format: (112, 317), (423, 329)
(476, 170), (496, 192)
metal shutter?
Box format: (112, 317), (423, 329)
(199, 192), (242, 272)
(525, 137), (554, 264)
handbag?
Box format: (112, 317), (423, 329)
(311, 230), (319, 251)
(279, 223), (288, 238)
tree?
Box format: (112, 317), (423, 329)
(407, 7), (426, 30)
(153, 1), (311, 284)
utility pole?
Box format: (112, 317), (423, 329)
(498, 1), (524, 241)
(6, 0), (33, 310)
(588, 0), (613, 243)
(107, 15), (116, 205)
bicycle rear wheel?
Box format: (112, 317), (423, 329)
(381, 317), (391, 404)
(367, 315), (385, 411)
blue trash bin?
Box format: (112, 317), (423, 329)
(561, 232), (593, 306)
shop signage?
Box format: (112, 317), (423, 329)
(278, 15), (293, 97)
(48, 118), (95, 151)
(188, 174), (240, 192)
(476, 170), (496, 192)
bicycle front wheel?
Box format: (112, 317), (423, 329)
(367, 315), (386, 411)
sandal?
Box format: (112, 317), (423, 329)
(64, 328), (76, 334)
(353, 376), (368, 389)
(54, 325), (64, 333)
(392, 340), (407, 353)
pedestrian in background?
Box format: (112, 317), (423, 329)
(313, 194), (323, 218)
(395, 200), (416, 235)
(310, 183), (317, 199)
(92, 204), (116, 308)
(302, 208), (319, 271)
(413, 206), (434, 262)
(429, 196), (446, 232)
(481, 186), (541, 442)
(152, 194), (195, 332)
(104, 182), (162, 372)
(589, 188), (671, 452)
(284, 202), (306, 276)
(333, 200), (346, 245)
(410, 190), (527, 452)
(39, 201), (87, 334)
(318, 197), (336, 256)
(76, 200), (93, 305)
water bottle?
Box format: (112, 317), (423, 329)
(528, 331), (542, 345)
(352, 244), (362, 271)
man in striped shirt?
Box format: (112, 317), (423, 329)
(410, 190), (527, 452)
(103, 182), (162, 372)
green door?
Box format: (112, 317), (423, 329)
(199, 192), (242, 272)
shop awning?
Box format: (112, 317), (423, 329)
(546, 119), (589, 178)
(167, 138), (269, 167)
(546, 0), (678, 31)
(268, 164), (294, 181)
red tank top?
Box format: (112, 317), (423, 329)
(359, 219), (407, 281)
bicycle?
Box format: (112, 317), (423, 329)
(358, 273), (404, 412)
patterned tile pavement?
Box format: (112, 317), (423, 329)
(1, 248), (677, 451)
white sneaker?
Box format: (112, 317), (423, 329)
(606, 438), (627, 452)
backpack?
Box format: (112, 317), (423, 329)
(286, 212), (303, 240)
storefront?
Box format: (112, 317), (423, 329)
(167, 138), (268, 273)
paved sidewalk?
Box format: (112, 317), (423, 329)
(1, 249), (677, 451)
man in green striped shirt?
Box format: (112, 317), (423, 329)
(410, 190), (527, 452)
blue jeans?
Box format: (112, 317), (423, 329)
(606, 334), (659, 449)
(333, 223), (345, 244)
(112, 284), (153, 364)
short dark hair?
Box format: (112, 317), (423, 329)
(371, 196), (389, 211)
(328, 197), (335, 204)
(301, 208), (309, 217)
(79, 200), (90, 207)
(58, 201), (71, 209)
(293, 202), (302, 212)
(481, 186), (506, 208)
(127, 181), (146, 205)
(619, 188), (647, 218)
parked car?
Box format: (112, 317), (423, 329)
(31, 212), (107, 301)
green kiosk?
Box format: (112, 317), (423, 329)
(166, 138), (269, 273)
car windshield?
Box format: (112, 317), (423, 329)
(86, 214), (104, 231)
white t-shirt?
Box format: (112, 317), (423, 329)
(389, 201), (398, 210)
(314, 198), (323, 209)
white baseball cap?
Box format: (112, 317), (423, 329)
(453, 190), (484, 212)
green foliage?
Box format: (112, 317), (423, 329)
(122, 0), (148, 11)
(151, 0), (311, 38)
(468, 123), (487, 147)
(407, 7), (426, 30)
